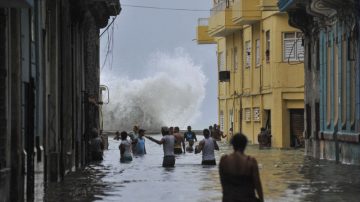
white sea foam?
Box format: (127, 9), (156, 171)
(100, 48), (207, 131)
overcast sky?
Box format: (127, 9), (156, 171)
(100, 0), (217, 129)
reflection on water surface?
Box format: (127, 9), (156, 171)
(43, 135), (360, 202)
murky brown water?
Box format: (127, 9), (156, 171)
(43, 134), (360, 202)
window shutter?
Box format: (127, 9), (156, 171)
(220, 113), (224, 131)
(245, 41), (251, 67)
(284, 39), (296, 61)
(253, 108), (260, 121)
(296, 40), (304, 61)
(245, 108), (251, 121)
(234, 47), (238, 70)
(256, 39), (260, 66)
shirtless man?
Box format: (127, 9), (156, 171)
(219, 133), (264, 202)
(173, 127), (185, 154)
(212, 124), (227, 141)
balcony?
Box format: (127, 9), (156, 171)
(208, 0), (242, 37)
(232, 0), (262, 26)
(260, 0), (279, 11)
(196, 18), (216, 44)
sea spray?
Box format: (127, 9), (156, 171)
(100, 48), (207, 131)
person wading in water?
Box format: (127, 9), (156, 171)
(219, 133), (264, 202)
(173, 126), (185, 154)
(184, 126), (197, 150)
(128, 125), (140, 153)
(146, 127), (176, 167)
(90, 128), (105, 161)
(195, 129), (219, 165)
(212, 124), (227, 141)
(119, 131), (133, 163)
(132, 129), (147, 156)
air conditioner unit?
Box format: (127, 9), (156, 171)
(219, 71), (230, 82)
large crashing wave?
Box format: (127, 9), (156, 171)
(100, 48), (207, 131)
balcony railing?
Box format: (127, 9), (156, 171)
(232, 0), (261, 25)
(198, 18), (209, 26)
(208, 0), (241, 37)
(210, 0), (227, 16)
(260, 0), (279, 11)
(196, 18), (216, 44)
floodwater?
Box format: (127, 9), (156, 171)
(44, 134), (360, 202)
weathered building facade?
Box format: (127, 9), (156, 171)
(196, 0), (305, 148)
(0, 0), (120, 201)
(279, 0), (360, 164)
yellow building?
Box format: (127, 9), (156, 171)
(196, 0), (305, 148)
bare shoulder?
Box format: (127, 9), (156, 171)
(220, 154), (229, 163)
(247, 155), (259, 166)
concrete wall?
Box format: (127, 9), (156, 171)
(282, 0), (360, 165)
(213, 7), (305, 148)
(0, 0), (121, 200)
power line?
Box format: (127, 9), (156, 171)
(121, 4), (209, 11)
(100, 16), (117, 38)
(121, 4), (264, 12)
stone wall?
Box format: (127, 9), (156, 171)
(0, 0), (121, 200)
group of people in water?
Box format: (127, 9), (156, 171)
(112, 124), (264, 202)
(114, 124), (227, 166)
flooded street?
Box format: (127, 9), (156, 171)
(43, 135), (360, 202)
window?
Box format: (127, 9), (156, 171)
(283, 32), (304, 62)
(244, 108), (251, 122)
(265, 30), (270, 63)
(245, 41), (251, 68)
(253, 108), (260, 121)
(341, 35), (346, 126)
(218, 51), (225, 71)
(326, 32), (331, 127)
(233, 47), (238, 70)
(229, 110), (234, 129)
(255, 39), (260, 66)
(220, 111), (224, 131)
(350, 57), (356, 128)
(334, 39), (338, 125)
(349, 33), (356, 129)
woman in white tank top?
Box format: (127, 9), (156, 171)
(119, 131), (133, 163)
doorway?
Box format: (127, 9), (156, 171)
(290, 109), (305, 147)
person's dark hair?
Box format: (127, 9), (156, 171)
(174, 127), (180, 132)
(120, 131), (128, 140)
(231, 133), (248, 152)
(161, 127), (169, 135)
(203, 129), (210, 138)
(187, 126), (191, 130)
(91, 128), (99, 138)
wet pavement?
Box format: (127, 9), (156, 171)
(43, 134), (360, 202)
